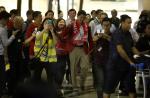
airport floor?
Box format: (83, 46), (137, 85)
(42, 70), (144, 98)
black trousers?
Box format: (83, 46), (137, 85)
(7, 59), (25, 95)
(32, 61), (58, 98)
(0, 55), (6, 96)
(55, 55), (68, 89)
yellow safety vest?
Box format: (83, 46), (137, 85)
(34, 32), (57, 62)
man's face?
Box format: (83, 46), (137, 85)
(58, 12), (63, 19)
(78, 14), (86, 23)
(100, 14), (107, 23)
(36, 14), (42, 23)
(111, 11), (117, 17)
(102, 21), (111, 33)
(46, 12), (54, 19)
(28, 14), (33, 21)
(145, 24), (150, 37)
(122, 18), (132, 31)
(0, 8), (5, 12)
(68, 11), (76, 19)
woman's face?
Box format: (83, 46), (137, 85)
(58, 19), (65, 29)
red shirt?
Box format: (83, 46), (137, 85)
(56, 28), (73, 55)
(68, 21), (93, 54)
(25, 22), (38, 56)
(7, 19), (14, 31)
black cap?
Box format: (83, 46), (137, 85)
(0, 11), (10, 20)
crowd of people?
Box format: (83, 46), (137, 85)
(0, 5), (150, 98)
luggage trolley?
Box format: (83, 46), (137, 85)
(134, 54), (150, 98)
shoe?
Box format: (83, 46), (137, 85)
(118, 91), (128, 96)
(69, 89), (79, 97)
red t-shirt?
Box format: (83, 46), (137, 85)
(25, 22), (38, 56)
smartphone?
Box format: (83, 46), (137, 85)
(47, 20), (52, 25)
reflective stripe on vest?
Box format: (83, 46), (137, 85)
(34, 32), (57, 62)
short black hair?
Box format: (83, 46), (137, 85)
(143, 21), (150, 30)
(0, 6), (5, 9)
(86, 13), (91, 16)
(96, 9), (103, 14)
(0, 11), (10, 20)
(102, 17), (111, 24)
(26, 10), (34, 16)
(10, 9), (18, 16)
(91, 10), (96, 15)
(45, 10), (54, 16)
(33, 11), (41, 19)
(120, 14), (131, 22)
(77, 10), (86, 16)
(101, 12), (108, 17)
(68, 9), (76, 15)
(58, 10), (62, 14)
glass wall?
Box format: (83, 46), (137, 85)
(0, 0), (139, 23)
(0, 0), (17, 12)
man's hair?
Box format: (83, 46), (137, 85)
(111, 9), (117, 13)
(143, 21), (150, 30)
(0, 6), (5, 8)
(77, 10), (86, 16)
(102, 17), (111, 24)
(0, 11), (10, 20)
(33, 11), (41, 19)
(96, 9), (103, 14)
(120, 14), (131, 22)
(58, 10), (62, 14)
(45, 10), (54, 16)
(91, 10), (96, 15)
(68, 9), (76, 15)
(101, 12), (108, 17)
(10, 9), (18, 16)
(26, 10), (34, 16)
(0, 6), (5, 10)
